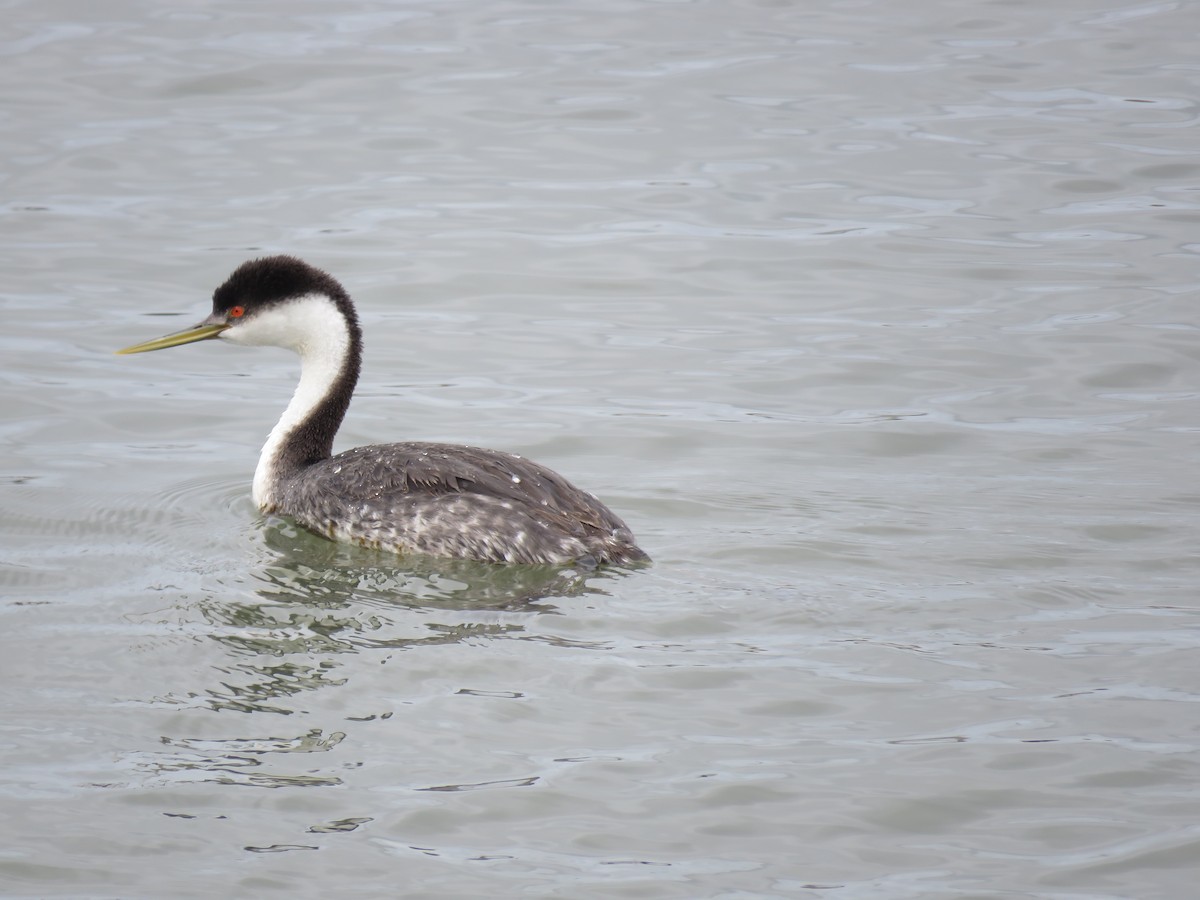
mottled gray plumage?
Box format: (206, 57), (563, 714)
(273, 441), (647, 566)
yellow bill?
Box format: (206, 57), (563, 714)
(116, 322), (229, 355)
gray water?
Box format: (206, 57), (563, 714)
(2, 1), (1198, 897)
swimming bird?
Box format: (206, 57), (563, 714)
(117, 256), (648, 566)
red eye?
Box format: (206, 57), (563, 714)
(229, 305), (245, 318)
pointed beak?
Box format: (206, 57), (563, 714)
(116, 312), (230, 355)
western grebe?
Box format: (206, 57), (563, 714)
(117, 256), (648, 567)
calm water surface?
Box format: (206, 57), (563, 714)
(2, 0), (1199, 897)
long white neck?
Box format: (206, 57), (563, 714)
(219, 293), (356, 511)
(251, 337), (348, 510)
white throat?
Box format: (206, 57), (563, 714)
(220, 293), (352, 510)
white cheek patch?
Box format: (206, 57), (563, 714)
(221, 293), (347, 354)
